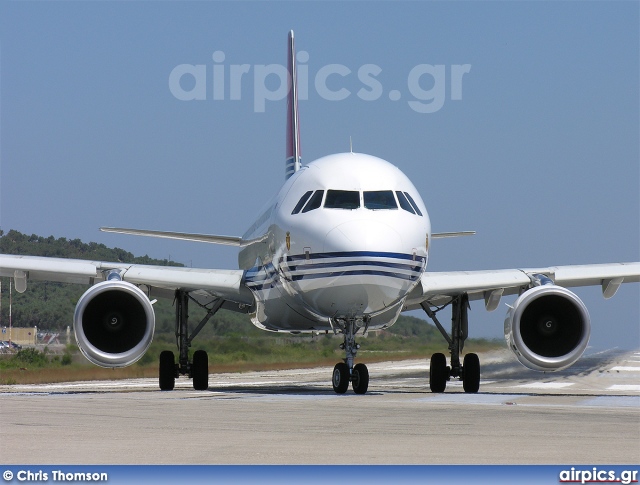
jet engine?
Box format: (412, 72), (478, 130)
(504, 279), (590, 371)
(74, 280), (155, 367)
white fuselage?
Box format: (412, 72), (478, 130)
(240, 152), (431, 333)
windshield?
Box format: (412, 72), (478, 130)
(292, 190), (313, 214)
(324, 190), (360, 209)
(301, 190), (324, 213)
(364, 191), (397, 210)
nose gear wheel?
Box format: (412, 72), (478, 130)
(330, 317), (370, 394)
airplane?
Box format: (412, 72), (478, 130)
(1, 31), (638, 394)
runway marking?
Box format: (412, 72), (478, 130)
(417, 394), (522, 405)
(609, 366), (640, 372)
(246, 394), (338, 401)
(579, 396), (640, 408)
(6, 380), (161, 392)
(608, 385), (640, 392)
(383, 364), (429, 371)
(419, 393), (640, 409)
(516, 382), (574, 389)
(209, 380), (298, 387)
(375, 382), (429, 388)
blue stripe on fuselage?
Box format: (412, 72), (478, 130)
(243, 251), (426, 291)
(280, 251), (426, 263)
(289, 269), (417, 282)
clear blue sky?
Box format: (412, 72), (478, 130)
(1, 1), (638, 349)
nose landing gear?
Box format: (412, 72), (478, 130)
(331, 318), (370, 394)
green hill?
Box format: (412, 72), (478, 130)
(0, 229), (186, 332)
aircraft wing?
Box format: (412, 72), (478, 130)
(0, 254), (252, 305)
(99, 227), (268, 247)
(405, 262), (640, 311)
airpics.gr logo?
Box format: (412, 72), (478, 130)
(559, 467), (639, 485)
(169, 50), (471, 113)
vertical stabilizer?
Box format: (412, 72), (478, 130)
(285, 30), (301, 179)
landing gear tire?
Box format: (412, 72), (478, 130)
(352, 363), (369, 394)
(429, 352), (448, 393)
(159, 350), (175, 391)
(332, 362), (350, 394)
(463, 353), (480, 393)
(192, 350), (209, 391)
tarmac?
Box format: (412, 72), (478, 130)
(1, 348), (638, 464)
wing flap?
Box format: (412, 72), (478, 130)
(523, 262), (640, 288)
(0, 253), (250, 303)
(421, 269), (529, 295)
(122, 265), (246, 301)
(412, 269), (529, 307)
(405, 262), (640, 310)
(0, 254), (102, 284)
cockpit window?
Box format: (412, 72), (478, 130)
(292, 190), (313, 215)
(396, 191), (415, 214)
(364, 191), (397, 210)
(403, 192), (423, 216)
(324, 190), (360, 209)
(301, 190), (324, 213)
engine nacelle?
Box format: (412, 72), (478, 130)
(504, 284), (590, 371)
(74, 280), (155, 368)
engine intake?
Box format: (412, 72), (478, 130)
(504, 284), (590, 371)
(74, 281), (155, 367)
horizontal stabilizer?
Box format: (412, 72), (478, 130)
(432, 231), (476, 239)
(100, 227), (265, 247)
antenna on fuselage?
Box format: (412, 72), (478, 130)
(285, 30), (301, 180)
(349, 136), (353, 153)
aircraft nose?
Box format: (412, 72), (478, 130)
(323, 220), (402, 253)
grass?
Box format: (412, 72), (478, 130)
(0, 335), (503, 385)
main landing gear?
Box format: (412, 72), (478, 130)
(159, 290), (223, 391)
(421, 293), (481, 393)
(331, 318), (370, 395)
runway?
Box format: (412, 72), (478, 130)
(1, 349), (638, 464)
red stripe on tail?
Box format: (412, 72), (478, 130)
(286, 30), (301, 179)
